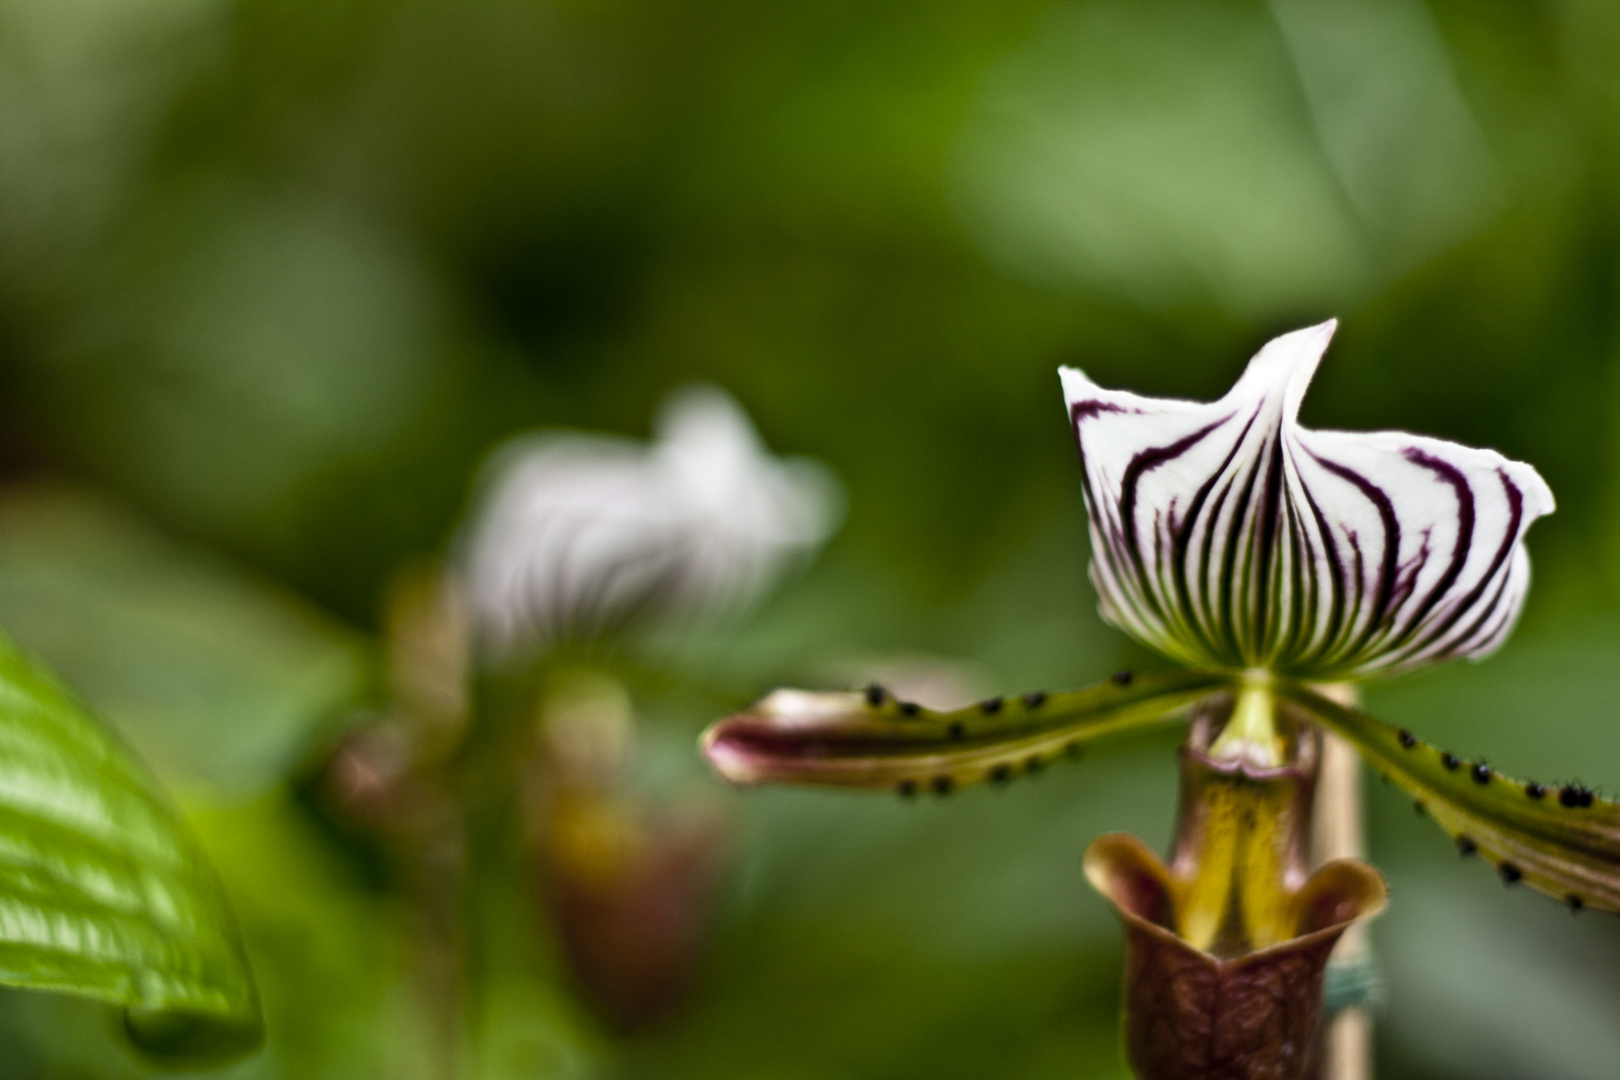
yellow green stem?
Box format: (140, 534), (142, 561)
(1207, 672), (1284, 768)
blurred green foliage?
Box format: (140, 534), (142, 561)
(1, 0), (1619, 1077)
(0, 486), (368, 796)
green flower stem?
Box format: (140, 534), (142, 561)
(454, 662), (544, 1075)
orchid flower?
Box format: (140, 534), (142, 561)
(701, 321), (1620, 1077)
(446, 385), (842, 1031)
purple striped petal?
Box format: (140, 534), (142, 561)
(1061, 320), (1554, 679)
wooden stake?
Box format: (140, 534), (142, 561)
(1311, 682), (1372, 1080)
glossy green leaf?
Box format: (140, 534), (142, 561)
(702, 668), (1228, 794)
(0, 628), (262, 1063)
(1280, 680), (1620, 916)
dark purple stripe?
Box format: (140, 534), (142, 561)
(1170, 408), (1260, 659)
(1152, 509), (1167, 599)
(1406, 468), (1525, 660)
(1070, 400), (1144, 621)
(1314, 527), (1369, 672)
(1377, 449), (1474, 654)
(1295, 466), (1348, 666)
(1447, 569), (1517, 659)
(1309, 452), (1401, 655)
(1250, 436), (1287, 654)
(1276, 493), (1311, 663)
(1118, 417), (1230, 628)
(1380, 531), (1433, 651)
(1071, 400), (1128, 425)
(1217, 440), (1267, 665)
(1196, 475), (1237, 649)
(1347, 535), (1366, 651)
(1437, 549), (1517, 660)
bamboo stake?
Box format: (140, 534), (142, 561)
(1312, 683), (1372, 1080)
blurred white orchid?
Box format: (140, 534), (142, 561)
(460, 385), (841, 657)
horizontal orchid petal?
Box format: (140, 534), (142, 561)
(1062, 320), (1554, 679)
(701, 669), (1227, 794)
(1280, 681), (1620, 915)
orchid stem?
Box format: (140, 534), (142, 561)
(1311, 684), (1372, 1080)
(1208, 673), (1285, 768)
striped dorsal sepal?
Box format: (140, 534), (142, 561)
(1063, 321), (1554, 680)
(1280, 681), (1620, 915)
(701, 669), (1229, 795)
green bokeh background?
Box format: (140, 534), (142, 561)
(0, 0), (1618, 1077)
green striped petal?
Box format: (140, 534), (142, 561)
(0, 630), (262, 1063)
(1279, 680), (1620, 915)
(701, 669), (1228, 795)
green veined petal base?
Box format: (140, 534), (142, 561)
(1280, 681), (1620, 916)
(0, 630), (262, 1063)
(703, 669), (1229, 794)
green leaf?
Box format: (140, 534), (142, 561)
(1280, 680), (1620, 916)
(702, 668), (1227, 794)
(0, 628), (262, 1063)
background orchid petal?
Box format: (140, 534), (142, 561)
(459, 385), (842, 658)
(1061, 321), (1553, 679)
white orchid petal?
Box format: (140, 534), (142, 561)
(1061, 320), (1553, 679)
(460, 386), (842, 656)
